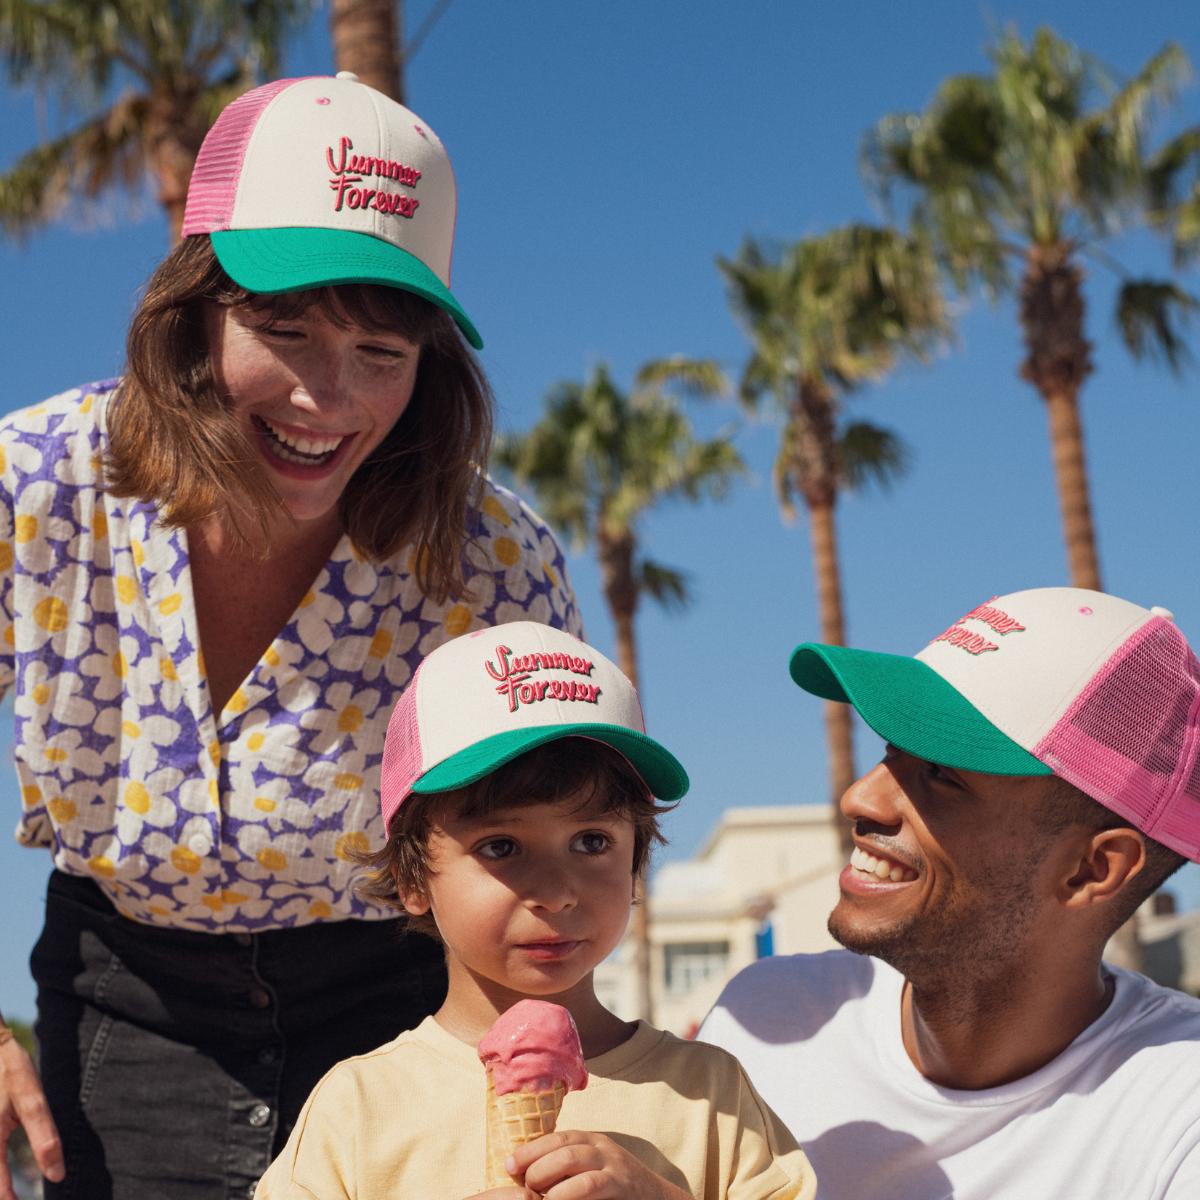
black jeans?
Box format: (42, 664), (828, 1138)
(31, 871), (447, 1200)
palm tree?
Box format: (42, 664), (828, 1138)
(330, 0), (403, 101)
(863, 28), (1198, 591)
(495, 357), (745, 1022)
(0, 0), (307, 243)
(719, 224), (948, 850)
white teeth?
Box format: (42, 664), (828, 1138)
(260, 417), (345, 461)
(850, 846), (916, 883)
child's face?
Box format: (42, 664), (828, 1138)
(403, 789), (636, 1002)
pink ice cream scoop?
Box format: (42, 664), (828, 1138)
(477, 999), (589, 1096)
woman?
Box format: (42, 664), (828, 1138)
(0, 73), (580, 1199)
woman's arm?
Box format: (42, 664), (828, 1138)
(0, 1017), (63, 1200)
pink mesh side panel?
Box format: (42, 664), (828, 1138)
(379, 663), (426, 833)
(181, 78), (303, 236)
(1037, 618), (1200, 859)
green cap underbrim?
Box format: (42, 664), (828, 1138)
(412, 724), (690, 801)
(210, 228), (483, 349)
(788, 643), (1052, 776)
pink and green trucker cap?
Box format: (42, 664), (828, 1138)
(181, 73), (482, 349)
(380, 622), (689, 833)
(789, 587), (1200, 862)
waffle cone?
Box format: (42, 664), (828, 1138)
(483, 1075), (567, 1188)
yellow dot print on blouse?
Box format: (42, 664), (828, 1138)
(254, 796), (276, 813)
(246, 732), (266, 752)
(21, 785), (41, 808)
(336, 831), (370, 861)
(494, 536), (521, 567)
(80, 393), (94, 414)
(44, 747), (68, 763)
(444, 603), (472, 636)
(368, 629), (393, 659)
(334, 772), (362, 791)
(226, 689), (249, 714)
(47, 798), (77, 823)
(309, 900), (333, 919)
(34, 596), (68, 633)
(132, 540), (145, 566)
(482, 494), (513, 527)
(201, 894), (225, 913)
(208, 741), (221, 766)
(115, 576), (138, 605)
(264, 645), (281, 668)
(159, 593), (183, 616)
(208, 780), (219, 806)
(0, 542), (12, 572)
(0, 445), (6, 473)
(89, 856), (116, 878)
(113, 651), (128, 679)
(544, 560), (560, 587)
(122, 721), (140, 738)
(338, 705), (364, 733)
(298, 591), (315, 608)
(32, 683), (49, 705)
(3, 625), (12, 648)
(93, 509), (108, 541)
(170, 846), (202, 874)
(160, 658), (178, 682)
(14, 515), (37, 544)
(124, 782), (151, 815)
(257, 847), (287, 871)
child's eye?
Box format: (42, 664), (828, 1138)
(476, 837), (518, 860)
(360, 343), (410, 361)
(571, 831), (611, 855)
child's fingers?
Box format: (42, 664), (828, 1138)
(462, 1188), (537, 1199)
(518, 1134), (609, 1194)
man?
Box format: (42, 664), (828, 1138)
(700, 587), (1200, 1199)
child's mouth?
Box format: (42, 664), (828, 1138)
(518, 940), (581, 961)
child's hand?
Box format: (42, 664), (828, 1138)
(508, 1130), (693, 1199)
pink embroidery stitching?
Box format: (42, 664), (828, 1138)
(326, 135), (423, 219)
(931, 626), (1000, 656)
(483, 646), (601, 713)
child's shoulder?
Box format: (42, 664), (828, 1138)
(597, 1020), (754, 1088)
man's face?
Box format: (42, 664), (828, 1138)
(828, 745), (1067, 981)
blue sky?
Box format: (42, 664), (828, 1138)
(2, 0), (1200, 1019)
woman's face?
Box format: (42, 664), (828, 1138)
(206, 301), (421, 534)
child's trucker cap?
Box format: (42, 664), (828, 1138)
(380, 622), (689, 832)
(788, 586), (1200, 862)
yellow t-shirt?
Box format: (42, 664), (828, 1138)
(256, 1016), (816, 1199)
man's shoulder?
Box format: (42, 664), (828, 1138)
(1104, 966), (1200, 1059)
(701, 949), (889, 1051)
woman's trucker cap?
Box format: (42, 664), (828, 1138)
(788, 587), (1200, 862)
(181, 72), (482, 349)
(380, 622), (689, 833)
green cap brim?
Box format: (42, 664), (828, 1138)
(412, 724), (690, 801)
(788, 643), (1051, 776)
(210, 228), (483, 349)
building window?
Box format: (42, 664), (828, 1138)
(755, 921), (774, 959)
(663, 941), (730, 995)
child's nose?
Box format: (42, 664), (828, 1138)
(523, 862), (579, 913)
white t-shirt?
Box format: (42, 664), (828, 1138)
(699, 951), (1200, 1200)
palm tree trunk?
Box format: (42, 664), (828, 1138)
(1019, 244), (1144, 968)
(808, 497), (856, 856)
(1018, 242), (1102, 591)
(598, 529), (653, 1020)
(797, 380), (856, 857)
(330, 0), (405, 103)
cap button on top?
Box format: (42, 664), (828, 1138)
(1151, 606), (1176, 621)
(335, 70), (359, 81)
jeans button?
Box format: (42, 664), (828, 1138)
(234, 932), (252, 947)
(249, 988), (271, 1009)
(248, 1103), (271, 1128)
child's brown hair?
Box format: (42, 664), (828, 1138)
(357, 738), (671, 939)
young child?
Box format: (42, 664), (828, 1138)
(255, 621), (815, 1200)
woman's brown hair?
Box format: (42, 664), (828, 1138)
(106, 236), (492, 601)
(355, 739), (672, 940)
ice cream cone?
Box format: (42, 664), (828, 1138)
(483, 1075), (567, 1188)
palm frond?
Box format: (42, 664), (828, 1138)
(838, 420), (912, 492)
(638, 559), (691, 612)
(1115, 279), (1198, 373)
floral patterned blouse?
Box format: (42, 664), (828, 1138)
(1, 382), (581, 932)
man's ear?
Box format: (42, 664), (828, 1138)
(1059, 827), (1147, 910)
